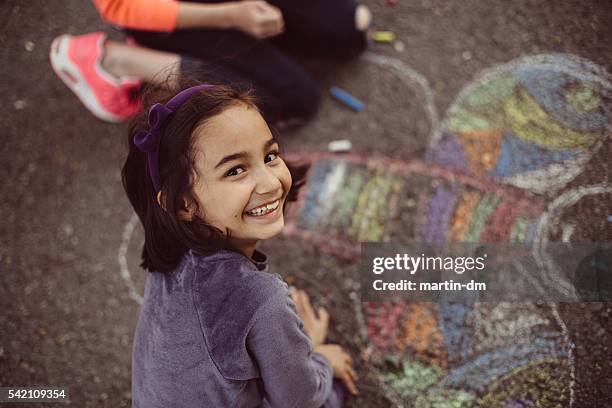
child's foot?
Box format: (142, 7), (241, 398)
(355, 5), (372, 31)
(49, 32), (142, 123)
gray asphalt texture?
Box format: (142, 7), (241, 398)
(1, 0), (611, 407)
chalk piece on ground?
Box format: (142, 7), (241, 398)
(328, 139), (353, 153)
(371, 31), (396, 43)
(387, 0), (398, 5)
(607, 215), (612, 222)
(394, 40), (405, 52)
(14, 100), (26, 110)
(330, 86), (364, 112)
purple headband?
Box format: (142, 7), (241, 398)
(134, 84), (212, 193)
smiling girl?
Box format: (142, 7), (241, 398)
(122, 83), (357, 407)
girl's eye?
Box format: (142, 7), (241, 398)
(225, 166), (245, 177)
(265, 151), (279, 163)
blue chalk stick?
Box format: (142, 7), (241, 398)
(330, 86), (364, 112)
(607, 215), (612, 222)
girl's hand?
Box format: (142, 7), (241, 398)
(230, 1), (284, 39)
(290, 287), (329, 347)
(314, 344), (359, 395)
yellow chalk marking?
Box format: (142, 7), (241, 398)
(371, 31), (396, 43)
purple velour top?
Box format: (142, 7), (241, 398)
(131, 249), (341, 408)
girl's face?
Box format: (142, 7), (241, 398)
(190, 104), (292, 255)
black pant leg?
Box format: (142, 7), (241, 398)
(178, 0), (366, 59)
(268, 0), (367, 60)
(126, 28), (320, 123)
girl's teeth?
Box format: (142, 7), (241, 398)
(247, 200), (279, 216)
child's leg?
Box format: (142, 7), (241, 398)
(269, 0), (371, 60)
(126, 28), (321, 123)
(102, 41), (180, 84)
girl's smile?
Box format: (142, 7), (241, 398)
(187, 103), (292, 256)
(244, 198), (282, 217)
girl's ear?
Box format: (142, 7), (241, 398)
(157, 192), (195, 221)
(177, 196), (196, 221)
(156, 191), (165, 209)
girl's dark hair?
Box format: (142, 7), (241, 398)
(122, 80), (308, 273)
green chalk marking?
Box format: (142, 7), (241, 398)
(464, 74), (519, 107)
(509, 216), (529, 242)
(565, 82), (601, 113)
(415, 389), (474, 408)
(330, 169), (366, 228)
(448, 107), (494, 132)
(465, 193), (502, 242)
(382, 360), (445, 399)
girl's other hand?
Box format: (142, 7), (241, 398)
(231, 1), (284, 39)
(314, 344), (359, 395)
(290, 287), (329, 347)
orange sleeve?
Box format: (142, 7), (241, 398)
(93, 0), (179, 32)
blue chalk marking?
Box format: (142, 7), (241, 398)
(297, 162), (327, 228)
(440, 337), (566, 392)
(330, 86), (364, 112)
(438, 299), (474, 364)
(491, 131), (575, 178)
(517, 67), (610, 133)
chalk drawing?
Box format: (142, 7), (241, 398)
(533, 184), (612, 297)
(283, 151), (571, 405)
(514, 262), (576, 406)
(284, 152), (546, 257)
(362, 52), (440, 137)
(281, 53), (612, 405)
(118, 212), (143, 305)
(427, 53), (611, 194)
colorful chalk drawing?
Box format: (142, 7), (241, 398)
(284, 153), (572, 406)
(281, 53), (611, 406)
(118, 52), (611, 406)
(283, 153), (546, 257)
(427, 54), (611, 194)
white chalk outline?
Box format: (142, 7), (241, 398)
(433, 53), (612, 194)
(514, 262), (575, 407)
(362, 52), (440, 139)
(533, 184), (612, 297)
(118, 212), (144, 305)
